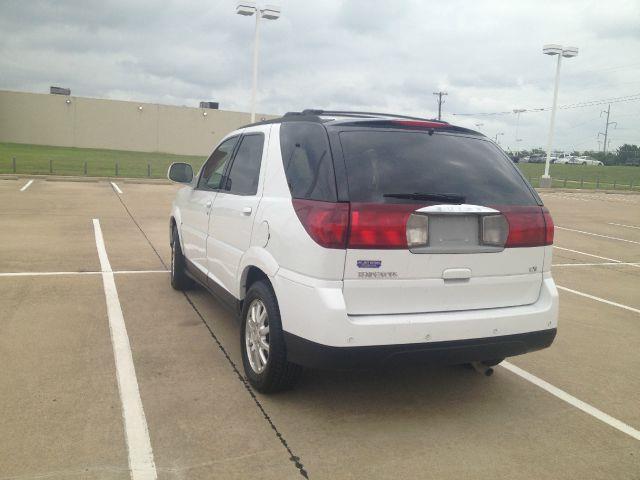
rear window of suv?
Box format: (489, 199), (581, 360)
(338, 130), (538, 206)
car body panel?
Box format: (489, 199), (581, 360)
(179, 189), (216, 273)
(342, 248), (545, 315)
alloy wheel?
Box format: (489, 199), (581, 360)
(245, 299), (270, 374)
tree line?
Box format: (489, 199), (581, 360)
(509, 144), (639, 165)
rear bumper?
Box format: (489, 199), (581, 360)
(284, 328), (556, 369)
(273, 269), (559, 350)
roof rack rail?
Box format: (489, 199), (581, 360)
(298, 109), (448, 124)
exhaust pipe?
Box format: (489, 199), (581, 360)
(470, 361), (494, 377)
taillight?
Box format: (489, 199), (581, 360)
(501, 206), (554, 247)
(543, 207), (555, 245)
(349, 203), (419, 249)
(292, 199), (349, 249)
(292, 200), (554, 250)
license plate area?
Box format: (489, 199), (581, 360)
(410, 213), (504, 254)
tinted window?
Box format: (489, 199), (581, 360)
(338, 131), (537, 206)
(280, 123), (337, 201)
(225, 134), (264, 195)
(198, 136), (238, 190)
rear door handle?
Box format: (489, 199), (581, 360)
(241, 207), (253, 216)
(442, 268), (472, 280)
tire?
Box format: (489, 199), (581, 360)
(170, 227), (194, 291)
(241, 280), (302, 393)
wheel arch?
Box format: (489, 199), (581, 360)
(238, 247), (279, 300)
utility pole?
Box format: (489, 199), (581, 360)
(433, 91), (448, 120)
(598, 104), (617, 154)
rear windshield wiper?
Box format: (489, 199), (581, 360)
(382, 192), (466, 203)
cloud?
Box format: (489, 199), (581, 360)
(0, 0), (638, 151)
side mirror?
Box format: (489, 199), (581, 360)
(168, 162), (193, 184)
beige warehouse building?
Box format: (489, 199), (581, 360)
(0, 90), (275, 156)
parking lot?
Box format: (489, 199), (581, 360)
(1, 177), (639, 480)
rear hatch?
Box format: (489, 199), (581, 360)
(334, 123), (553, 315)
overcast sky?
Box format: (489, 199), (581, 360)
(1, 0), (639, 152)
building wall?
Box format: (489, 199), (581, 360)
(0, 90), (274, 156)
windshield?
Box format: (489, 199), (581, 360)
(338, 130), (538, 206)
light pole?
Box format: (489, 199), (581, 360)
(236, 2), (281, 123)
(513, 108), (525, 155)
(540, 44), (578, 187)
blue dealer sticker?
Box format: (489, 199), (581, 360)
(357, 260), (382, 269)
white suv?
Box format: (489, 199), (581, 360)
(168, 110), (559, 392)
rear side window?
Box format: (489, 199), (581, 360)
(280, 122), (337, 201)
(225, 134), (264, 195)
(338, 131), (537, 206)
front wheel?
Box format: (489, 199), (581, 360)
(170, 227), (194, 291)
(241, 280), (301, 393)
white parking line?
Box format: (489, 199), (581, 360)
(111, 181), (123, 194)
(501, 361), (640, 442)
(553, 246), (623, 263)
(553, 262), (640, 267)
(553, 246), (640, 269)
(0, 270), (168, 277)
(20, 179), (34, 191)
(115, 270), (169, 275)
(92, 219), (157, 480)
(608, 222), (640, 230)
(557, 285), (640, 315)
(556, 226), (640, 245)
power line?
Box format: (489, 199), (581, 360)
(451, 93), (640, 116)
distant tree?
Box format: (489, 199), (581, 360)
(617, 144), (640, 164)
(585, 150), (615, 165)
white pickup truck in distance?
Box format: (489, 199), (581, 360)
(167, 110), (559, 393)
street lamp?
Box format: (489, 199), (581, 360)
(236, 2), (281, 123)
(513, 108), (525, 155)
(540, 44), (578, 187)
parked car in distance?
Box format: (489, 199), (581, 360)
(572, 156), (604, 166)
(168, 110), (558, 392)
(528, 154), (546, 163)
(625, 158), (639, 167)
(553, 153), (574, 164)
